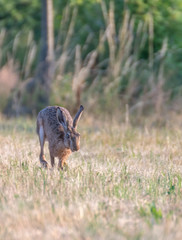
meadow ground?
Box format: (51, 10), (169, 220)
(0, 115), (182, 240)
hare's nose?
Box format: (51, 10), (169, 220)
(72, 143), (80, 152)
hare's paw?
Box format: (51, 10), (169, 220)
(40, 159), (48, 168)
(58, 161), (68, 171)
(63, 162), (69, 170)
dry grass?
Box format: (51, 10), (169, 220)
(0, 116), (182, 240)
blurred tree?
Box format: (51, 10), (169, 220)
(4, 0), (54, 114)
(1, 0), (182, 59)
(127, 0), (182, 49)
(0, 0), (41, 40)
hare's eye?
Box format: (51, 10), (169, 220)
(66, 133), (70, 138)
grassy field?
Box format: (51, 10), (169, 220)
(0, 115), (182, 240)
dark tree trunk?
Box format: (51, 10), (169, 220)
(35, 0), (54, 106)
(40, 0), (54, 63)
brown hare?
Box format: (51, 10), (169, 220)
(36, 105), (84, 169)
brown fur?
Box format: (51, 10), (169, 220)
(36, 105), (84, 169)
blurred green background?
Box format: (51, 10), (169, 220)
(0, 0), (182, 118)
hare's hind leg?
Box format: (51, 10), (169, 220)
(38, 125), (48, 168)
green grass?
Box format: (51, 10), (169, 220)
(0, 116), (182, 239)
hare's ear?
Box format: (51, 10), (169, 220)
(73, 105), (84, 129)
(56, 108), (67, 131)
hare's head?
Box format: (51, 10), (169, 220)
(56, 105), (84, 152)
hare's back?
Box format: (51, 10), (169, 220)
(38, 106), (73, 128)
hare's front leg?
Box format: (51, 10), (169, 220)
(38, 125), (48, 168)
(50, 153), (55, 168)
